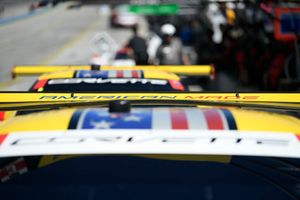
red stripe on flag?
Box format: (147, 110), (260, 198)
(0, 112), (5, 121)
(170, 110), (188, 129)
(131, 70), (139, 78)
(295, 134), (300, 141)
(0, 134), (8, 145)
(204, 110), (224, 130)
(116, 71), (123, 78)
(33, 79), (47, 90)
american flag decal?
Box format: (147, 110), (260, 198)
(75, 70), (143, 79)
(0, 158), (28, 183)
(69, 108), (237, 130)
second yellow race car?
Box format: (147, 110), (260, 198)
(30, 69), (186, 92)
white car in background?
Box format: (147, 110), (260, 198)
(110, 5), (138, 28)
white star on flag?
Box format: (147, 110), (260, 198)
(83, 73), (91, 77)
(90, 120), (114, 129)
(123, 115), (141, 122)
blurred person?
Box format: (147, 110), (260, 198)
(206, 3), (226, 44)
(127, 25), (149, 65)
(155, 24), (190, 65)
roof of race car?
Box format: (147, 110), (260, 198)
(1, 107), (299, 133)
(0, 92), (299, 158)
(0, 106), (299, 158)
(37, 69), (180, 80)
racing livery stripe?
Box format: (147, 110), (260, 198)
(170, 109), (188, 129)
(221, 109), (237, 130)
(141, 71), (144, 78)
(68, 110), (83, 129)
(218, 110), (229, 130)
(131, 70), (139, 78)
(204, 110), (224, 130)
(0, 112), (5, 121)
(116, 70), (123, 78)
(186, 109), (207, 129)
(33, 79), (47, 90)
(108, 70), (116, 78)
(101, 70), (109, 78)
(152, 108), (171, 129)
(0, 134), (8, 145)
(123, 70), (132, 78)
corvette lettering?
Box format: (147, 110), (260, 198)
(48, 78), (167, 85)
(10, 135), (289, 146)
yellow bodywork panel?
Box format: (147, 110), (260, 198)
(230, 109), (300, 133)
(38, 70), (75, 79)
(0, 109), (75, 133)
(12, 65), (214, 77)
(0, 93), (299, 104)
(143, 70), (179, 80)
(0, 107), (299, 134)
(38, 69), (180, 81)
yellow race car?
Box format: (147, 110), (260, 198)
(0, 92), (299, 200)
(1, 64), (300, 199)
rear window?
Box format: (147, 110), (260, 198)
(0, 155), (299, 200)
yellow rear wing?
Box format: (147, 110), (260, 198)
(0, 92), (299, 110)
(12, 65), (215, 79)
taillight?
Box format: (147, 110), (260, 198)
(169, 80), (184, 91)
(33, 79), (47, 90)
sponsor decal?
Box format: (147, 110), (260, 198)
(184, 95), (260, 100)
(75, 70), (143, 79)
(47, 78), (166, 85)
(9, 134), (291, 147)
(0, 131), (297, 158)
(39, 95), (260, 101)
(40, 95), (177, 100)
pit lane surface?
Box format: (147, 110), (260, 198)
(0, 3), (147, 90)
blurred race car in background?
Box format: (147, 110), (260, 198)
(12, 64), (215, 91)
(30, 69), (186, 92)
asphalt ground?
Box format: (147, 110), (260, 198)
(0, 2), (147, 90)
